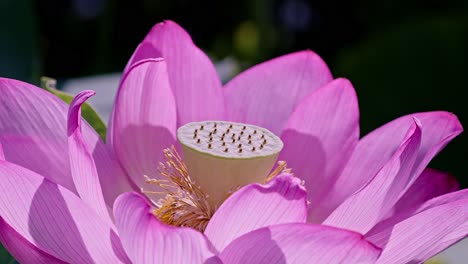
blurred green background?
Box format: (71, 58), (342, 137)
(1, 0), (467, 182)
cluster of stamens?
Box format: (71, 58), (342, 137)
(144, 146), (215, 232)
(143, 147), (291, 232)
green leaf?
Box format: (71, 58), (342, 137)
(41, 77), (107, 141)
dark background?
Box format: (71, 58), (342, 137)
(1, 0), (467, 188)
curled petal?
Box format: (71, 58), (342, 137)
(326, 111), (463, 220)
(0, 78), (133, 207)
(114, 192), (219, 264)
(324, 120), (421, 234)
(205, 174), (308, 251)
(123, 20), (225, 126)
(111, 59), (177, 196)
(67, 90), (112, 222)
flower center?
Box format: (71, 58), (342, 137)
(145, 121), (287, 232)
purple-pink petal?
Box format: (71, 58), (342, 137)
(114, 192), (219, 264)
(205, 174), (308, 251)
(224, 50), (333, 135)
(393, 168), (459, 214)
(67, 90), (113, 223)
(0, 78), (133, 207)
(0, 161), (130, 263)
(125, 20), (225, 126)
(0, 218), (66, 264)
(325, 111), (463, 220)
(371, 197), (468, 264)
(278, 78), (359, 222)
(220, 223), (381, 264)
(324, 120), (421, 234)
(111, 59), (177, 197)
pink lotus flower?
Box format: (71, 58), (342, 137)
(0, 20), (466, 263)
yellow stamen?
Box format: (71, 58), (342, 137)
(145, 146), (215, 232)
(143, 146), (291, 232)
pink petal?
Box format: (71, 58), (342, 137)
(220, 223), (381, 264)
(0, 161), (130, 263)
(124, 20), (225, 126)
(371, 198), (468, 264)
(111, 59), (177, 195)
(224, 50), (333, 135)
(67, 90), (112, 222)
(324, 120), (421, 234)
(205, 174), (308, 251)
(114, 192), (219, 264)
(366, 189), (468, 241)
(393, 168), (458, 213)
(0, 78), (133, 207)
(0, 218), (66, 264)
(278, 78), (359, 222)
(326, 111), (463, 219)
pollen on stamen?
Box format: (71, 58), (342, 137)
(144, 146), (215, 232)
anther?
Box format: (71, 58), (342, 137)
(226, 128), (230, 133)
(231, 133), (236, 139)
(254, 130), (257, 134)
(252, 147), (256, 151)
(240, 131), (244, 135)
(248, 140), (252, 144)
(209, 137), (213, 142)
(238, 148), (243, 153)
(242, 126), (246, 130)
(197, 139), (201, 144)
(248, 135), (251, 139)
(224, 148), (228, 152)
(214, 123), (217, 128)
(232, 138), (235, 143)
(222, 142), (226, 146)
(237, 136), (241, 141)
(261, 134), (265, 139)
(229, 124), (233, 129)
(221, 136), (225, 141)
(260, 144), (264, 149)
(238, 143), (242, 148)
(213, 128), (217, 134)
(208, 143), (212, 149)
(194, 129), (198, 133)
(193, 134), (197, 139)
(200, 125), (204, 130)
(209, 132), (213, 137)
(263, 139), (267, 144)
